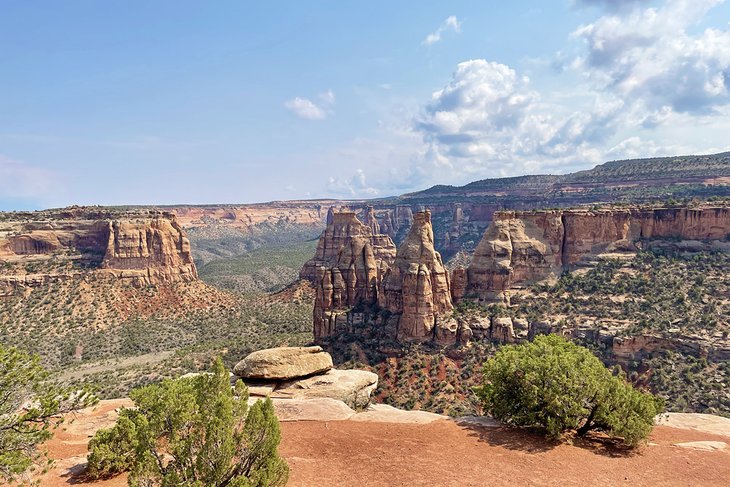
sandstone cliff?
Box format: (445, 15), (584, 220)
(310, 212), (397, 339)
(378, 210), (454, 342)
(466, 206), (730, 301)
(0, 209), (198, 288)
(310, 210), (456, 343)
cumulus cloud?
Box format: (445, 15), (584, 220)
(572, 0), (730, 118)
(285, 90), (336, 120)
(413, 59), (619, 179)
(423, 16), (461, 45)
(327, 169), (379, 197)
(410, 1), (730, 186)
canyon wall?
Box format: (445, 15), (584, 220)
(466, 206), (730, 301)
(311, 209), (456, 343)
(310, 212), (397, 338)
(0, 209), (198, 288)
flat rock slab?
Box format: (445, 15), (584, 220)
(275, 369), (378, 409)
(351, 404), (447, 424)
(656, 413), (730, 438)
(234, 346), (333, 380)
(674, 441), (728, 451)
(243, 381), (278, 397)
(270, 398), (356, 422)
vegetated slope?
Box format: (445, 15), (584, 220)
(0, 273), (314, 399)
(319, 248), (729, 417)
(519, 250), (730, 415)
(198, 240), (317, 293)
(187, 220), (322, 266)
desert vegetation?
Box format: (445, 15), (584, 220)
(474, 335), (664, 446)
(0, 344), (96, 483)
(87, 358), (288, 486)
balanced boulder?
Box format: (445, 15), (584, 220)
(234, 346), (333, 380)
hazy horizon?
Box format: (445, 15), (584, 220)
(2, 0), (730, 211)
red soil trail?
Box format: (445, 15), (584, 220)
(279, 421), (730, 487)
(35, 399), (730, 486)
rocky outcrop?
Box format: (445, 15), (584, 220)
(467, 206), (730, 301)
(300, 211), (396, 282)
(379, 211), (454, 342)
(0, 209), (198, 288)
(233, 346), (378, 409)
(275, 369), (379, 409)
(100, 217), (197, 285)
(308, 210), (456, 343)
(233, 346), (333, 380)
(307, 212), (397, 339)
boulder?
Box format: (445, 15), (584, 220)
(274, 369), (378, 409)
(234, 346), (333, 380)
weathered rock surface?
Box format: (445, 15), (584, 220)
(275, 368), (378, 409)
(351, 404), (447, 424)
(673, 441), (728, 451)
(233, 346), (333, 380)
(467, 206), (730, 301)
(307, 211), (397, 339)
(379, 210), (454, 342)
(268, 397), (356, 422)
(656, 413), (730, 437)
(0, 209), (198, 288)
(300, 210), (396, 283)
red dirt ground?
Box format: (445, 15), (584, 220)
(35, 400), (730, 486)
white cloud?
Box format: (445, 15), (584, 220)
(571, 0), (730, 117)
(413, 59), (618, 180)
(423, 16), (462, 45)
(573, 0), (652, 11)
(284, 97), (327, 120)
(327, 169), (379, 197)
(0, 155), (54, 199)
(285, 90), (336, 120)
(319, 89), (336, 105)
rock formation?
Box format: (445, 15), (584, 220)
(0, 209), (198, 288)
(467, 206), (730, 301)
(308, 209), (457, 343)
(101, 216), (197, 285)
(306, 212), (397, 339)
(379, 210), (454, 342)
(233, 346), (378, 409)
(233, 346), (333, 380)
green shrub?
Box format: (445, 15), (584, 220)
(0, 344), (96, 483)
(474, 335), (663, 446)
(86, 358), (288, 486)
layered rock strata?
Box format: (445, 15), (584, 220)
(467, 206), (730, 301)
(310, 209), (456, 343)
(308, 212), (397, 338)
(379, 210), (454, 341)
(0, 209), (198, 288)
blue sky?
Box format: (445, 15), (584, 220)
(1, 0), (729, 210)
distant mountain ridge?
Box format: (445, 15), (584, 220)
(406, 152), (730, 198)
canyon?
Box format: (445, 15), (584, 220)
(305, 204), (730, 358)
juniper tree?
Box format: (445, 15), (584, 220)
(474, 335), (663, 446)
(87, 357), (288, 486)
(0, 344), (96, 483)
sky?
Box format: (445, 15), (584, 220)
(1, 0), (730, 210)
